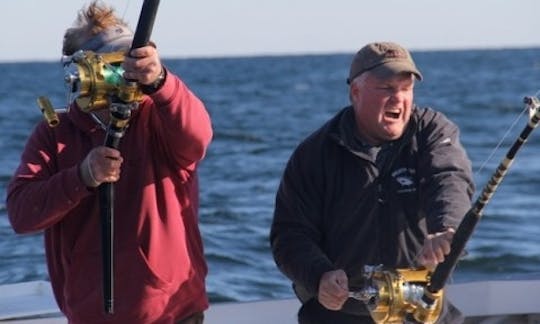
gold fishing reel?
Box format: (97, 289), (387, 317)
(37, 50), (145, 127)
(353, 265), (443, 324)
(64, 50), (144, 112)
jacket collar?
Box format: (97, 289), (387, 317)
(328, 105), (418, 159)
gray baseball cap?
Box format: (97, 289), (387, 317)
(347, 42), (423, 84)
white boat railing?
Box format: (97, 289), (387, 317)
(1, 278), (540, 323)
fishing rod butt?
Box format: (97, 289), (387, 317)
(105, 299), (114, 315)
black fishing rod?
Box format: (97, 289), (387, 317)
(99, 0), (160, 314)
(422, 95), (540, 306)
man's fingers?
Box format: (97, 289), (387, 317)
(318, 270), (349, 310)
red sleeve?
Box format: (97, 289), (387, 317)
(6, 123), (92, 233)
(145, 69), (213, 171)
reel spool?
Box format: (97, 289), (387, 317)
(37, 50), (144, 127)
(357, 266), (443, 324)
(64, 50), (143, 112)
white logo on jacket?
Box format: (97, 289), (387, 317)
(392, 167), (417, 193)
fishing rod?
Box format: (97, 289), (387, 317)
(99, 0), (161, 315)
(348, 95), (540, 323)
(421, 95), (540, 306)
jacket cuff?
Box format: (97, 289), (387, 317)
(140, 66), (167, 94)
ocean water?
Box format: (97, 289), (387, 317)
(1, 48), (540, 304)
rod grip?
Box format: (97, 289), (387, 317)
(428, 209), (479, 292)
(130, 0), (160, 50)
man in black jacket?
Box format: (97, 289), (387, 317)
(270, 42), (474, 323)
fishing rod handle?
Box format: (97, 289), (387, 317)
(131, 0), (160, 50)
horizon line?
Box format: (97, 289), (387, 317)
(1, 44), (538, 64)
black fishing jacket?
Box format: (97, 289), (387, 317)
(270, 105), (474, 315)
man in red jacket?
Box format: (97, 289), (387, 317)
(6, 1), (212, 323)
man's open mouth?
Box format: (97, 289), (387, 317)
(385, 110), (401, 119)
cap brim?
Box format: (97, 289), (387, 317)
(371, 61), (423, 81)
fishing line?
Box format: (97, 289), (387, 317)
(120, 0), (131, 21)
(474, 105), (529, 177)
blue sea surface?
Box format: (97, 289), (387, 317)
(1, 48), (540, 303)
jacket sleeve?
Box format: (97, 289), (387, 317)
(270, 143), (335, 297)
(417, 110), (475, 232)
(145, 68), (213, 171)
(6, 122), (93, 233)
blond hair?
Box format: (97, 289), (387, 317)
(62, 1), (130, 55)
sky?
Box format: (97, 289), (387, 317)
(1, 0), (538, 63)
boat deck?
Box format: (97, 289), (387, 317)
(1, 279), (540, 323)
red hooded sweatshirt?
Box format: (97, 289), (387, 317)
(7, 69), (213, 323)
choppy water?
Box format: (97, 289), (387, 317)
(1, 48), (540, 303)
